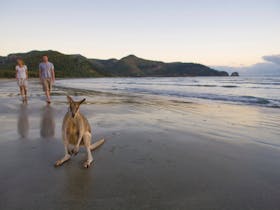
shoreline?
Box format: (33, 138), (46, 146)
(1, 79), (280, 148)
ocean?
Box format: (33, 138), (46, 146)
(56, 76), (280, 108)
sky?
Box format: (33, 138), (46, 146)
(0, 0), (279, 67)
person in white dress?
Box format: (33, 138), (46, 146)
(15, 58), (28, 103)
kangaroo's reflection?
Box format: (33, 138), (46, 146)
(40, 104), (55, 139)
(62, 168), (92, 203)
(17, 104), (29, 138)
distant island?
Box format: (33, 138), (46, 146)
(231, 72), (239, 76)
(0, 50), (229, 78)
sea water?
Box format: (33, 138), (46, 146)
(56, 76), (280, 108)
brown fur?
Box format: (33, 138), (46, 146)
(55, 95), (104, 168)
(63, 112), (91, 146)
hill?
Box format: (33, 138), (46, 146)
(90, 55), (228, 77)
(0, 50), (228, 78)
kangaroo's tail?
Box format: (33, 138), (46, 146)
(90, 138), (105, 151)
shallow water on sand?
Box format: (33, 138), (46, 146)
(1, 79), (280, 210)
(0, 79), (280, 148)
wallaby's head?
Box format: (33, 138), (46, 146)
(67, 95), (86, 118)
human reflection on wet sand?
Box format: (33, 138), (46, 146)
(17, 104), (29, 138)
(40, 104), (55, 139)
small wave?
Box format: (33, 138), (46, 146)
(241, 96), (270, 104)
(221, 85), (238, 88)
(123, 87), (280, 108)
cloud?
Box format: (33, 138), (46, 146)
(262, 55), (280, 65)
(213, 54), (280, 76)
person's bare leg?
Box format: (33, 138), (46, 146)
(20, 86), (25, 102)
(24, 87), (28, 103)
(45, 90), (51, 103)
(48, 90), (51, 102)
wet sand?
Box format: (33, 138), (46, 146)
(1, 79), (280, 210)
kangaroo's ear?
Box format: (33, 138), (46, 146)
(67, 95), (73, 103)
(79, 98), (86, 105)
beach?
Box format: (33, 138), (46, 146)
(1, 79), (280, 210)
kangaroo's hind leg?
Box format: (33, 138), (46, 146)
(55, 141), (71, 167)
(83, 131), (93, 168)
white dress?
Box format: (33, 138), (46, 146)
(16, 65), (28, 87)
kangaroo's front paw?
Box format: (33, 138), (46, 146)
(54, 154), (71, 167)
(54, 160), (63, 167)
(71, 146), (79, 155)
(83, 160), (93, 168)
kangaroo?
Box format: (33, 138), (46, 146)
(55, 95), (104, 168)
